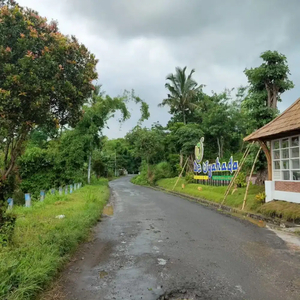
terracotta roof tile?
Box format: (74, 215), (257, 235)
(244, 98), (300, 141)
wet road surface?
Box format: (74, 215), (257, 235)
(59, 176), (300, 300)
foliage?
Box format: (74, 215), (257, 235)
(152, 161), (173, 184)
(0, 212), (16, 246)
(159, 66), (203, 124)
(126, 126), (164, 164)
(255, 192), (266, 204)
(185, 172), (195, 184)
(0, 179), (109, 300)
(243, 50), (294, 130)
(131, 161), (174, 186)
(234, 172), (247, 188)
(0, 1), (98, 219)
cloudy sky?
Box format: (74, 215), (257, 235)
(18, 0), (300, 138)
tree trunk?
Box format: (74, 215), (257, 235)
(88, 152), (92, 184)
(179, 151), (183, 168)
(220, 137), (224, 158)
(183, 110), (186, 125)
(217, 137), (221, 158)
(0, 181), (6, 226)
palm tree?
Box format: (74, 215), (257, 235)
(159, 66), (201, 124)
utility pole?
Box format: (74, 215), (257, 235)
(115, 149), (117, 177)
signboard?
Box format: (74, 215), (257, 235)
(194, 175), (209, 180)
(194, 138), (239, 179)
(212, 175), (233, 181)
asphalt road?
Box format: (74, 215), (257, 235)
(59, 176), (300, 300)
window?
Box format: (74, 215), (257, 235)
(272, 136), (300, 181)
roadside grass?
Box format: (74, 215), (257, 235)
(0, 179), (109, 300)
(156, 177), (300, 222)
(157, 177), (264, 211)
(258, 201), (300, 223)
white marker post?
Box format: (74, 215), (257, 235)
(7, 198), (13, 210)
(40, 190), (45, 202)
(25, 193), (31, 207)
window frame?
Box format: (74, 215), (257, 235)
(272, 135), (300, 181)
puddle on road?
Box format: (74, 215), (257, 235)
(102, 204), (114, 216)
(157, 289), (202, 300)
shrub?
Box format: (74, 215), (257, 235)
(153, 162), (173, 183)
(131, 161), (173, 186)
(0, 213), (16, 246)
(255, 192), (266, 204)
(234, 172), (246, 188)
(185, 172), (195, 184)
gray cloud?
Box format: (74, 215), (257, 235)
(18, 0), (300, 137)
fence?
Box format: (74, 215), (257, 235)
(7, 182), (83, 210)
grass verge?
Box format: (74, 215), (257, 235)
(156, 177), (300, 223)
(0, 179), (109, 300)
(157, 177), (264, 211)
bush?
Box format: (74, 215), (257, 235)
(255, 192), (266, 204)
(185, 172), (195, 184)
(153, 162), (173, 183)
(234, 172), (246, 188)
(0, 213), (16, 246)
(131, 161), (173, 186)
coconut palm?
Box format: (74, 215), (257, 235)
(159, 66), (201, 124)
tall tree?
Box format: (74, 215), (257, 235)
(0, 1), (97, 222)
(243, 50), (294, 129)
(159, 66), (202, 124)
(76, 87), (149, 183)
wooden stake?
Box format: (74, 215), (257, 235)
(222, 142), (253, 198)
(242, 147), (261, 210)
(220, 142), (254, 207)
(172, 157), (189, 191)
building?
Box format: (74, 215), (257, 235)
(244, 98), (300, 204)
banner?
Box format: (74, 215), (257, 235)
(194, 138), (239, 179)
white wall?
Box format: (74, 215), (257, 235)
(265, 180), (300, 204)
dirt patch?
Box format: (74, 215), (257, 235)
(102, 203), (114, 216)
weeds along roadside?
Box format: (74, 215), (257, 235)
(0, 178), (109, 300)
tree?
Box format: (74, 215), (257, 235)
(159, 66), (202, 124)
(0, 1), (98, 221)
(126, 126), (164, 165)
(243, 50), (294, 129)
(77, 87), (149, 183)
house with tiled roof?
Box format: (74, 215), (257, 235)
(244, 98), (300, 203)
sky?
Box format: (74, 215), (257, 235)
(18, 0), (300, 138)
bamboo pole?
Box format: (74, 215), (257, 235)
(220, 142), (254, 207)
(172, 157), (189, 191)
(222, 142), (253, 199)
(242, 147), (261, 210)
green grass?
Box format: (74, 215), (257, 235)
(157, 177), (264, 211)
(157, 177), (300, 222)
(0, 179), (109, 300)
